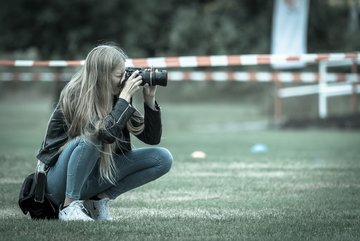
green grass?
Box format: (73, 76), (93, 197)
(0, 98), (360, 241)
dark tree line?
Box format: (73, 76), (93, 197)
(0, 0), (358, 59)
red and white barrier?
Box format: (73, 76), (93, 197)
(1, 53), (359, 124)
(169, 71), (359, 83)
(0, 53), (359, 68)
(1, 71), (359, 83)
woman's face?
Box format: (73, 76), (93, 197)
(111, 64), (126, 95)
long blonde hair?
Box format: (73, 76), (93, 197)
(59, 44), (144, 184)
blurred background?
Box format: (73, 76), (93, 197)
(1, 1), (360, 237)
(0, 0), (359, 126)
(1, 0), (359, 58)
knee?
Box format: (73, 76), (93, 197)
(77, 137), (101, 158)
(157, 147), (173, 174)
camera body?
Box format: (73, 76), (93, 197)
(125, 67), (167, 87)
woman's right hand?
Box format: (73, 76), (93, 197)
(119, 70), (143, 102)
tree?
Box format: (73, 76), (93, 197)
(0, 0), (358, 59)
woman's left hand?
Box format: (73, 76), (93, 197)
(143, 84), (157, 109)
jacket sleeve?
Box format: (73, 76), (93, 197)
(135, 102), (162, 145)
(36, 104), (68, 166)
(97, 98), (136, 144)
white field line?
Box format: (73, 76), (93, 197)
(280, 182), (360, 190)
(117, 179), (360, 207)
(170, 161), (355, 178)
(179, 161), (347, 171)
(121, 190), (229, 202)
(111, 207), (285, 220)
(173, 171), (293, 178)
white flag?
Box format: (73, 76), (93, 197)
(271, 0), (309, 69)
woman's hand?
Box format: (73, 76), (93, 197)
(119, 70), (142, 103)
(143, 85), (157, 109)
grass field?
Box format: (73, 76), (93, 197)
(0, 97), (360, 241)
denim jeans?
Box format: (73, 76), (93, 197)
(46, 136), (173, 206)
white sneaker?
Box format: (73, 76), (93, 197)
(59, 200), (94, 221)
(84, 199), (113, 221)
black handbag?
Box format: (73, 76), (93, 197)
(18, 172), (59, 219)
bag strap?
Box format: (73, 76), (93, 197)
(34, 161), (48, 203)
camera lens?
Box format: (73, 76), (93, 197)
(125, 67), (167, 87)
(155, 70), (167, 86)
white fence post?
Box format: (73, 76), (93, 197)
(319, 61), (328, 119)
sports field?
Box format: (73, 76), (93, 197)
(0, 98), (360, 241)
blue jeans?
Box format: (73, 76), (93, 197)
(46, 137), (173, 206)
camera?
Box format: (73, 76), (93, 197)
(125, 67), (167, 87)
